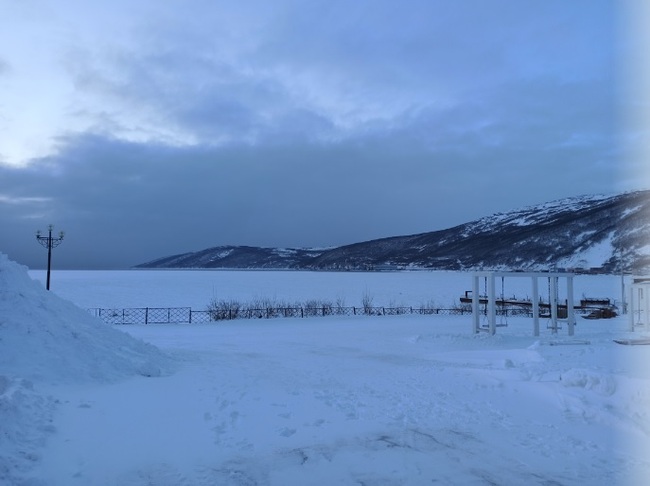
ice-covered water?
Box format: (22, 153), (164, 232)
(28, 269), (626, 310)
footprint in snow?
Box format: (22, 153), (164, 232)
(279, 427), (297, 437)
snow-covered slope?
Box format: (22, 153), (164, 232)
(137, 190), (650, 273)
(307, 191), (650, 272)
(0, 253), (173, 484)
(138, 246), (325, 270)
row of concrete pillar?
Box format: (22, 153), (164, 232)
(470, 272), (575, 336)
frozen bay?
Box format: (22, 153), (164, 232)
(28, 269), (626, 311)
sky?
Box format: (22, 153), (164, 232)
(0, 0), (648, 270)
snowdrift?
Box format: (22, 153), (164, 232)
(0, 253), (172, 384)
(0, 253), (173, 484)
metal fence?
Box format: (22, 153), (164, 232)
(89, 305), (539, 325)
(88, 307), (192, 325)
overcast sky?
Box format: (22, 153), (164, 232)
(1, 0), (649, 269)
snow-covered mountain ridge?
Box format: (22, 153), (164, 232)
(137, 190), (650, 273)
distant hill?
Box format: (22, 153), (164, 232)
(136, 190), (650, 273)
(136, 246), (324, 270)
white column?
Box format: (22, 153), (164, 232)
(550, 276), (558, 334)
(643, 284), (650, 331)
(628, 285), (635, 332)
(567, 275), (575, 336)
(621, 272), (626, 315)
(640, 288), (645, 328)
(472, 275), (480, 334)
(488, 273), (496, 335)
(532, 276), (539, 337)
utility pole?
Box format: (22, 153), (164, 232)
(36, 224), (65, 290)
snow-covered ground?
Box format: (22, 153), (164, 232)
(2, 259), (649, 485)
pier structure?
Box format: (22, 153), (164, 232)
(470, 271), (575, 337)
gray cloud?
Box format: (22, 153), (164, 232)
(0, 0), (638, 270)
(58, 0), (616, 146)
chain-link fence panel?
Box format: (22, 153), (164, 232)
(95, 308), (146, 324)
(145, 307), (191, 324)
(92, 307), (191, 324)
(190, 311), (212, 323)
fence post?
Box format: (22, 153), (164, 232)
(145, 307), (149, 325)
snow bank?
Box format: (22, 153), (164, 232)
(0, 377), (56, 484)
(0, 253), (172, 384)
(0, 253), (173, 484)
